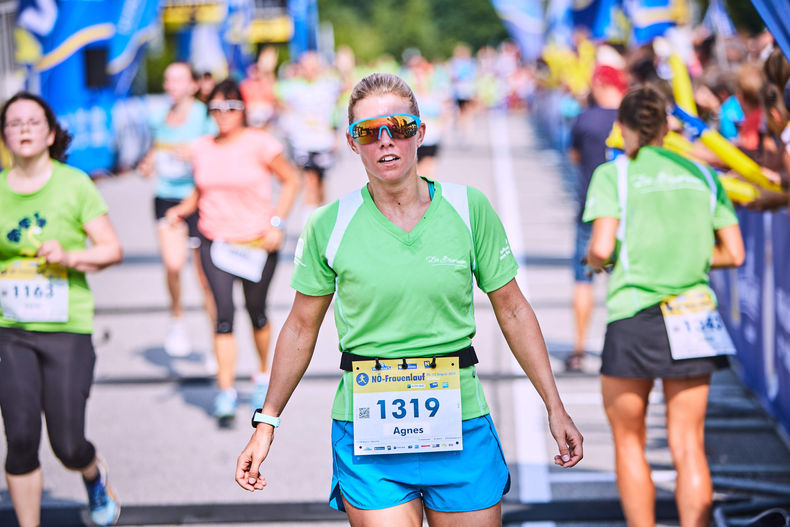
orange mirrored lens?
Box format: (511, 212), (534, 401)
(351, 115), (419, 144)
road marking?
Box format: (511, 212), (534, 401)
(489, 110), (553, 526)
(548, 469), (677, 483)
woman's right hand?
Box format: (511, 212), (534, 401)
(235, 426), (275, 492)
(164, 207), (184, 227)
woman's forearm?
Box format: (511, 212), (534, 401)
(489, 281), (565, 413)
(261, 293), (333, 417)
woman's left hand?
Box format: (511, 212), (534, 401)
(548, 408), (584, 468)
(261, 227), (284, 253)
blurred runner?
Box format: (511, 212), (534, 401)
(277, 51), (342, 225)
(0, 93), (123, 527)
(404, 52), (451, 180)
(449, 43), (478, 143)
(240, 46), (278, 130)
(584, 85), (744, 527)
(166, 79), (299, 427)
(139, 62), (216, 358)
(566, 64), (626, 372)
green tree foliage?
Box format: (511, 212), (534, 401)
(317, 0), (508, 62)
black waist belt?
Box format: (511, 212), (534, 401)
(339, 346), (478, 372)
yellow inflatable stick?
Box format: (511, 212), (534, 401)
(663, 130), (696, 158)
(699, 129), (784, 193)
(719, 175), (761, 204)
(606, 122), (624, 150)
(669, 53), (697, 115)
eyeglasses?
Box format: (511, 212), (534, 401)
(4, 119), (47, 132)
(348, 114), (421, 144)
(208, 100), (245, 113)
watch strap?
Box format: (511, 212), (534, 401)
(251, 410), (280, 429)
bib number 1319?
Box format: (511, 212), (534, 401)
(377, 397), (440, 419)
(352, 356), (462, 455)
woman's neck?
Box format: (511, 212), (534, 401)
(171, 96), (194, 112)
(367, 174), (428, 210)
(214, 126), (245, 143)
(8, 153), (54, 192)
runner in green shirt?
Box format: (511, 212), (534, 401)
(583, 85), (744, 527)
(236, 73), (582, 526)
(0, 93), (124, 526)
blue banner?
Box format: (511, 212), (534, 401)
(771, 212), (790, 430)
(221, 0), (255, 79)
(15, 0), (160, 174)
(751, 0), (790, 61)
(711, 209), (790, 437)
(490, 0), (544, 62)
(288, 0), (318, 59)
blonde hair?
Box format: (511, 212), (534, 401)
(347, 73), (419, 123)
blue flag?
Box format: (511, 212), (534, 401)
(751, 0), (790, 61)
(624, 0), (677, 45)
(703, 0), (736, 38)
(546, 0), (574, 48)
(490, 0), (544, 62)
(573, 0), (628, 42)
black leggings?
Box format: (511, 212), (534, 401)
(199, 236), (278, 334)
(0, 327), (97, 475)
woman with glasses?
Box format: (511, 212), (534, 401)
(0, 93), (123, 526)
(583, 85), (744, 527)
(166, 79), (299, 426)
(235, 73), (582, 526)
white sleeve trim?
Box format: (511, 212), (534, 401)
(441, 182), (476, 270)
(326, 189), (364, 268)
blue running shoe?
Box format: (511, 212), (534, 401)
(83, 459), (120, 526)
(250, 373), (270, 410)
(213, 388), (238, 418)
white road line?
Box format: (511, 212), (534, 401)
(489, 110), (553, 527)
(548, 469), (677, 484)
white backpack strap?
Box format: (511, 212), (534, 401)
(614, 155), (630, 272)
(326, 189), (364, 268)
(692, 160), (717, 216)
(441, 182), (475, 270)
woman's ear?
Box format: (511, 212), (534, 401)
(346, 132), (359, 154)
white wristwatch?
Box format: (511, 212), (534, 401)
(251, 410), (280, 429)
(270, 216), (284, 230)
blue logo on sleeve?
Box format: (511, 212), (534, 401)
(356, 372), (369, 386)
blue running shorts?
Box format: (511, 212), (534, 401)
(329, 414), (511, 512)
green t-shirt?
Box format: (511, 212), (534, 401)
(0, 162), (109, 334)
(292, 178), (519, 421)
(582, 147), (738, 323)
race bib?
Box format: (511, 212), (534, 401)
(0, 259), (69, 322)
(154, 146), (191, 181)
(210, 240), (267, 282)
(661, 289), (735, 360)
(352, 356), (463, 455)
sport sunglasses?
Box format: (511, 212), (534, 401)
(348, 114), (421, 144)
(208, 100), (245, 112)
